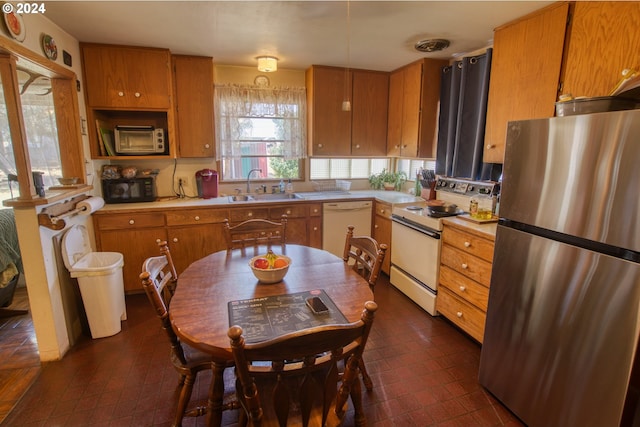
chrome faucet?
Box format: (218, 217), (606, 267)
(246, 168), (262, 193)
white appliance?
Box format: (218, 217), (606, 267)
(390, 178), (498, 315)
(322, 201), (372, 258)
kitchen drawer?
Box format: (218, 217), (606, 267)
(375, 201), (392, 218)
(95, 212), (165, 230)
(439, 265), (489, 310)
(308, 204), (322, 217)
(443, 226), (494, 262)
(229, 207), (270, 222)
(441, 244), (492, 287)
(436, 287), (486, 343)
(166, 208), (229, 226)
(270, 205), (307, 219)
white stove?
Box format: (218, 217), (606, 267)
(389, 177), (498, 316)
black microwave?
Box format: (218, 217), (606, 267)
(101, 177), (156, 204)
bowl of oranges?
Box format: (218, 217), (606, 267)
(249, 250), (292, 284)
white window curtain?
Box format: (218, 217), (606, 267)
(214, 84), (307, 160)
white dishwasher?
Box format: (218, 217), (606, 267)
(322, 201), (373, 258)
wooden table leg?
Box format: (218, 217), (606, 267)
(205, 361), (226, 427)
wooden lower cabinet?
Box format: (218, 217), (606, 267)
(373, 201), (392, 274)
(93, 202), (323, 293)
(436, 219), (495, 343)
(93, 212), (167, 294)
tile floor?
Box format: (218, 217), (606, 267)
(0, 276), (524, 427)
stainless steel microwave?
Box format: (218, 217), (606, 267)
(114, 125), (165, 155)
(101, 177), (157, 203)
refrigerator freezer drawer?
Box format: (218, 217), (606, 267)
(480, 225), (640, 427)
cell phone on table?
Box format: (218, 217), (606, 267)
(306, 296), (329, 314)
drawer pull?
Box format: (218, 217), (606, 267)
(461, 263), (468, 269)
(194, 216), (200, 221)
(129, 219), (135, 225)
(247, 212), (253, 217)
(459, 286), (466, 292)
(313, 209), (318, 213)
(118, 91), (124, 97)
(134, 92), (141, 98)
(464, 241), (471, 248)
(380, 209), (385, 214)
(456, 311), (463, 318)
(286, 210), (291, 215)
(173, 238), (178, 243)
(313, 227), (318, 231)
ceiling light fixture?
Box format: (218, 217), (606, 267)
(414, 38), (450, 53)
(342, 0), (351, 112)
(256, 56), (278, 73)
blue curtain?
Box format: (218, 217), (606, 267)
(436, 49), (501, 181)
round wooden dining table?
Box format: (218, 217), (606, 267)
(169, 244), (374, 426)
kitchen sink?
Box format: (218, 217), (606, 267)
(228, 193), (303, 202)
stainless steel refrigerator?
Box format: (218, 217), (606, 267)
(479, 109), (640, 427)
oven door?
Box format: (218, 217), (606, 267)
(390, 217), (441, 315)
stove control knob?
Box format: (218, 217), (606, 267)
(468, 185), (475, 192)
(449, 183), (455, 189)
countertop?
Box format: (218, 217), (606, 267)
(96, 190), (424, 212)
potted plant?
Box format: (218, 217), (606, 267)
(368, 169), (407, 191)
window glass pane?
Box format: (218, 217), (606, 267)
(19, 69), (61, 188)
(309, 158), (389, 180)
(0, 74), (18, 204)
(398, 158), (436, 181)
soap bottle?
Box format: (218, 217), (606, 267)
(285, 179), (294, 194)
(279, 179), (285, 193)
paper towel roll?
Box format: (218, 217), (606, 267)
(77, 196), (105, 215)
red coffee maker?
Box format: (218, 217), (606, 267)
(195, 169), (218, 199)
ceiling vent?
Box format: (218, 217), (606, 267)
(414, 38), (450, 53)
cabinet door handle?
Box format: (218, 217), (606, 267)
(355, 144), (360, 149)
(317, 143), (323, 148)
(464, 241), (471, 247)
(313, 226), (318, 231)
(204, 144), (210, 149)
(313, 208), (318, 213)
(129, 219), (135, 225)
(374, 224), (379, 229)
(456, 311), (463, 318)
(194, 216), (200, 221)
(459, 286), (466, 292)
(486, 144), (495, 149)
(134, 92), (141, 98)
(173, 237), (178, 243)
(394, 144), (400, 149)
(461, 263), (468, 269)
(118, 91), (124, 97)
(156, 239), (161, 243)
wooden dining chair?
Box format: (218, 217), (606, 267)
(224, 215), (287, 251)
(141, 255), (236, 427)
(343, 225), (388, 290)
(342, 225), (387, 392)
(228, 301), (378, 427)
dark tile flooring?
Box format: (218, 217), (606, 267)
(0, 275), (524, 427)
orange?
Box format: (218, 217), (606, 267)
(273, 258), (288, 268)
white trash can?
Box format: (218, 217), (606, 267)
(61, 225), (126, 339)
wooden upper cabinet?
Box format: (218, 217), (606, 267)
(351, 70), (389, 156)
(306, 65), (351, 156)
(306, 65), (389, 156)
(172, 55), (215, 158)
(483, 2), (569, 164)
(387, 58), (447, 158)
(81, 43), (172, 109)
(561, 2), (640, 98)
